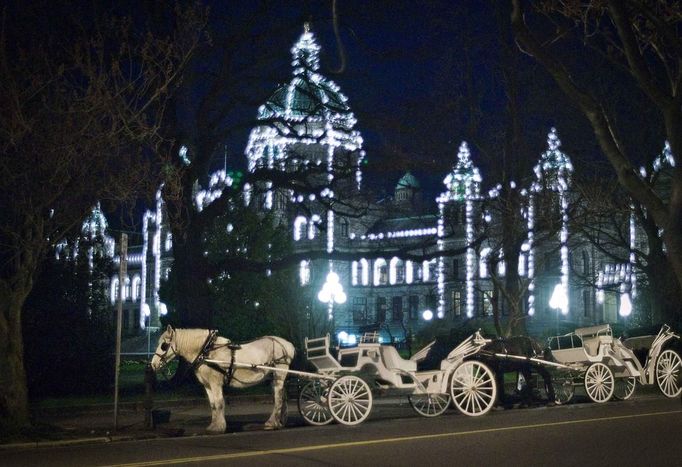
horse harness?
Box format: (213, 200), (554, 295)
(191, 332), (290, 387)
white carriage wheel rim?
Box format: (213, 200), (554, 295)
(298, 381), (333, 426)
(613, 377), (636, 401)
(656, 350), (682, 398)
(584, 362), (614, 403)
(328, 376), (373, 426)
(408, 393), (451, 417)
(450, 361), (497, 417)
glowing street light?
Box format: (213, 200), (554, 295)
(619, 292), (632, 317)
(318, 271), (347, 304)
(549, 283), (568, 315)
(422, 309), (434, 321)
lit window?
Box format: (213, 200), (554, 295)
(110, 277), (120, 304)
(299, 260), (310, 285)
(360, 258), (369, 286)
(132, 275), (142, 302)
(374, 258), (387, 286)
(479, 248), (491, 278)
(309, 214), (321, 239)
(294, 216), (307, 241)
(389, 257), (405, 284)
(405, 260), (413, 284)
(124, 277), (132, 301)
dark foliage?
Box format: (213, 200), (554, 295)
(22, 237), (114, 398)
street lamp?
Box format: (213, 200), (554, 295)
(619, 292), (632, 317)
(318, 271), (347, 304)
(549, 283), (568, 315)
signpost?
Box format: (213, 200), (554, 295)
(114, 233), (127, 431)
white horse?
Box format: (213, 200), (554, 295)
(150, 325), (295, 433)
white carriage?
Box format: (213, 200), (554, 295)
(545, 324), (681, 404)
(298, 331), (500, 426)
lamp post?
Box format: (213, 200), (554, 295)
(318, 271), (347, 306)
(549, 282), (568, 334)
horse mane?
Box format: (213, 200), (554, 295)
(174, 328), (212, 358)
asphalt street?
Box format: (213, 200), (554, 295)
(2, 396), (681, 467)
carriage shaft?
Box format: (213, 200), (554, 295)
(203, 359), (337, 381)
(493, 353), (575, 370)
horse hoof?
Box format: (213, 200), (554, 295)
(263, 424), (281, 431)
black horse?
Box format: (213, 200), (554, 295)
(476, 336), (556, 407)
(417, 333), (555, 407)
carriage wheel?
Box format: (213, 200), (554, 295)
(655, 349), (682, 398)
(408, 393), (451, 418)
(584, 362), (615, 403)
(298, 380), (333, 426)
(553, 377), (575, 405)
(328, 375), (373, 426)
(612, 377), (636, 401)
(450, 361), (497, 417)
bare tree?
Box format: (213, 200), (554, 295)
(0, 2), (205, 429)
(511, 0), (682, 304)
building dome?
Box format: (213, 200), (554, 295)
(396, 172), (420, 190)
(246, 24), (363, 173)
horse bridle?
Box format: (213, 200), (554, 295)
(154, 338), (177, 370)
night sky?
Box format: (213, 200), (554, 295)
(205, 0), (650, 201)
(12, 0), (661, 203)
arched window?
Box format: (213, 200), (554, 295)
(374, 258), (387, 286)
(389, 257), (404, 284)
(309, 214), (321, 239)
(479, 247), (491, 278)
(405, 260), (414, 284)
(132, 275), (142, 302)
(294, 216), (307, 241)
(360, 258), (369, 286)
(110, 277), (120, 304)
(352, 261), (358, 285)
(422, 260), (430, 282)
(124, 277), (132, 301)
(165, 232), (173, 251)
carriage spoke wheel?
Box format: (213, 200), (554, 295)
(450, 361), (497, 417)
(328, 376), (373, 426)
(584, 362), (615, 403)
(613, 377), (636, 401)
(553, 378), (575, 405)
(298, 380), (333, 426)
(655, 349), (682, 398)
(408, 393), (451, 417)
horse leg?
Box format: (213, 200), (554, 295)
(518, 365), (534, 407)
(264, 367), (288, 430)
(201, 372), (226, 434)
(538, 366), (556, 406)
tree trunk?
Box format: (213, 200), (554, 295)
(0, 281), (32, 429)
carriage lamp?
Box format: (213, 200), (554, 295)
(619, 292), (632, 317)
(549, 283), (568, 315)
(318, 271), (347, 304)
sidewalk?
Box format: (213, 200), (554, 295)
(0, 394), (281, 450)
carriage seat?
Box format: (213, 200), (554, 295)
(576, 325), (612, 357)
(380, 345), (417, 372)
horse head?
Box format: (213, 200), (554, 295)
(150, 324), (178, 371)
